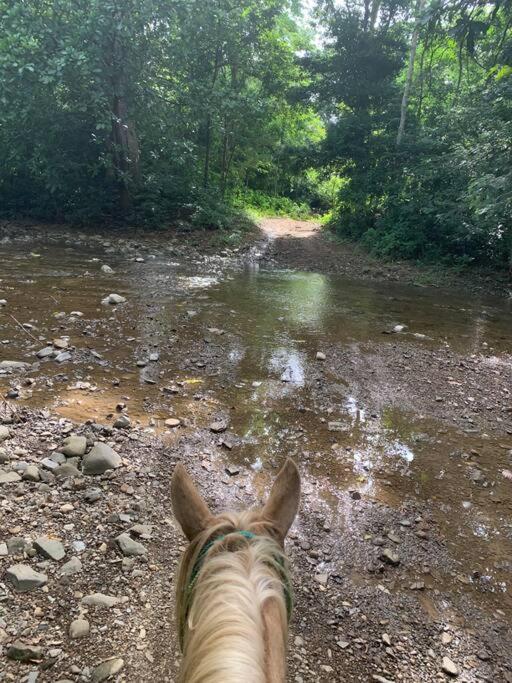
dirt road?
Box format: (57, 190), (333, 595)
(0, 219), (511, 682)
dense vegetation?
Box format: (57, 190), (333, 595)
(0, 0), (510, 271)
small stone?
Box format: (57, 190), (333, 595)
(91, 657), (124, 683)
(165, 418), (181, 428)
(441, 656), (459, 677)
(6, 641), (43, 662)
(53, 338), (69, 349)
(69, 618), (90, 639)
(0, 360), (30, 371)
(60, 557), (82, 576)
(82, 442), (121, 475)
(34, 537), (65, 561)
(0, 470), (22, 483)
(5, 564), (47, 592)
(102, 293), (126, 305)
(314, 573), (329, 586)
(441, 632), (453, 645)
(380, 549), (400, 566)
(101, 264), (114, 274)
(210, 420), (228, 433)
(84, 487), (102, 503)
(393, 324), (407, 333)
(54, 463), (82, 479)
(382, 633), (392, 646)
(22, 465), (40, 482)
(55, 351), (72, 363)
(0, 425), (10, 442)
(62, 435), (87, 457)
(225, 465), (240, 476)
(149, 352), (159, 362)
(81, 593), (120, 608)
(36, 346), (55, 359)
(116, 533), (147, 557)
(113, 414), (131, 429)
(316, 351), (326, 360)
(41, 457), (59, 471)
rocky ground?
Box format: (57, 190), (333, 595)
(0, 219), (511, 682)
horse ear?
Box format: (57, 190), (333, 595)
(171, 463), (213, 541)
(263, 458), (301, 541)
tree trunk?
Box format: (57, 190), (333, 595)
(112, 94), (141, 210)
(396, 0), (425, 146)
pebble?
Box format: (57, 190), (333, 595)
(69, 618), (90, 639)
(82, 442), (121, 475)
(442, 656), (459, 677)
(6, 641), (43, 662)
(102, 293), (126, 304)
(0, 425), (11, 442)
(81, 593), (121, 608)
(60, 556), (83, 576)
(101, 264), (114, 273)
(62, 435), (87, 457)
(91, 657), (124, 682)
(34, 536), (66, 561)
(0, 470), (22, 483)
(6, 564), (48, 592)
(316, 351), (326, 360)
(380, 549), (400, 566)
(22, 465), (40, 482)
(165, 418), (181, 428)
(55, 351), (72, 363)
(116, 532), (147, 557)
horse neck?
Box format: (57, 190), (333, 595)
(178, 537), (288, 683)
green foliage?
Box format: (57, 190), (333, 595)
(232, 189), (313, 219)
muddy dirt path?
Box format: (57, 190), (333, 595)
(0, 220), (511, 682)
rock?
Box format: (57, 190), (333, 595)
(149, 352), (159, 362)
(81, 593), (120, 608)
(382, 633), (392, 646)
(209, 420), (228, 433)
(0, 299), (6, 306)
(380, 549), (400, 566)
(62, 435), (87, 457)
(316, 351), (326, 360)
(314, 573), (329, 586)
(69, 618), (90, 639)
(60, 557), (82, 576)
(165, 418), (181, 428)
(116, 533), (147, 557)
(372, 676), (395, 683)
(113, 415), (131, 429)
(0, 360), (30, 371)
(101, 264), (114, 274)
(393, 324), (407, 333)
(84, 487), (103, 503)
(0, 542), (7, 556)
(7, 537), (27, 554)
(0, 425), (11, 442)
(5, 564), (47, 592)
(350, 490), (361, 500)
(82, 442), (121, 475)
(6, 641), (43, 662)
(54, 463), (82, 479)
(328, 421), (347, 432)
(41, 457), (59, 471)
(0, 470), (21, 483)
(441, 632), (453, 645)
(53, 338), (69, 349)
(441, 656), (459, 677)
(22, 465), (40, 482)
(55, 351), (72, 363)
(36, 346), (55, 359)
(102, 293), (126, 305)
(91, 657), (124, 683)
(225, 465), (240, 476)
(34, 537), (65, 561)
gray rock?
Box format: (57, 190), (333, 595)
(442, 656), (459, 677)
(210, 420), (228, 433)
(316, 351), (326, 360)
(69, 618), (90, 639)
(41, 457), (59, 471)
(91, 658), (124, 683)
(60, 556), (82, 576)
(0, 425), (10, 442)
(0, 470), (21, 483)
(0, 360), (30, 371)
(0, 542), (7, 556)
(34, 537), (65, 561)
(5, 564), (48, 592)
(380, 549), (400, 566)
(50, 451), (66, 464)
(55, 351), (72, 363)
(116, 533), (147, 557)
(113, 415), (131, 429)
(22, 465), (40, 482)
(54, 463), (82, 479)
(7, 537), (27, 554)
(62, 435), (87, 457)
(81, 593), (120, 608)
(36, 346), (55, 359)
(6, 641), (43, 662)
(149, 352), (159, 362)
(82, 442), (121, 475)
(101, 264), (114, 274)
(102, 293), (126, 305)
(84, 487), (103, 503)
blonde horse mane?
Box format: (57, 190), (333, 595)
(175, 510), (291, 683)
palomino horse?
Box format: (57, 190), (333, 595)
(171, 458), (301, 683)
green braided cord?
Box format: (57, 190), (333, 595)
(179, 530), (293, 648)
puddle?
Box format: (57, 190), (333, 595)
(1, 236), (512, 616)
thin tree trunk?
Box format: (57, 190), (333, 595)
(396, 0), (425, 146)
